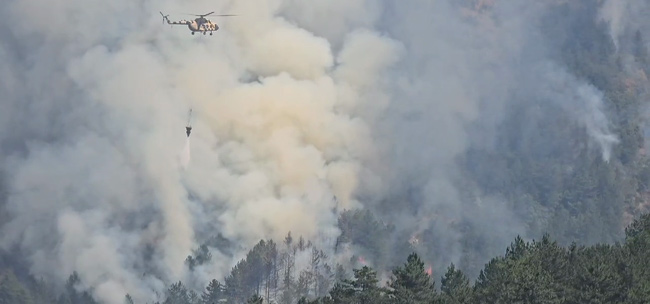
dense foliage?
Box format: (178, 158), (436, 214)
(149, 213), (650, 303)
(3, 213), (650, 303)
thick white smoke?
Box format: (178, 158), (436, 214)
(0, 0), (401, 303)
(0, 0), (628, 303)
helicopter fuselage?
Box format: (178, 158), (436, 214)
(164, 16), (219, 35)
(189, 18), (219, 33)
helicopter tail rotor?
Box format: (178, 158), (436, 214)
(159, 11), (170, 24)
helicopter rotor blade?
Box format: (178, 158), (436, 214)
(190, 11), (215, 17)
(179, 12), (237, 18)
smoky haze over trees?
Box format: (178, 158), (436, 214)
(1, 0), (650, 303)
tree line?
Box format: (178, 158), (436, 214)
(2, 212), (649, 303)
(160, 212), (650, 304)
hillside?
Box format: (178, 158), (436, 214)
(1, 0), (650, 303)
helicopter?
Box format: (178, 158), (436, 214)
(159, 11), (236, 35)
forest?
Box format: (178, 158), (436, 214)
(153, 212), (650, 304)
(2, 212), (650, 303)
(2, 0), (650, 303)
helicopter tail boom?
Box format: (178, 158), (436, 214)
(159, 12), (192, 26)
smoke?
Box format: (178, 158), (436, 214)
(533, 62), (619, 162)
(598, 0), (650, 52)
(354, 0), (622, 277)
(0, 0), (633, 303)
(0, 0), (400, 302)
(598, 0), (628, 51)
(180, 137), (191, 170)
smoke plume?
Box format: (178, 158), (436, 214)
(598, 0), (650, 52)
(0, 0), (636, 303)
(180, 137), (191, 170)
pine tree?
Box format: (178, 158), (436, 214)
(56, 272), (97, 304)
(188, 290), (201, 304)
(163, 281), (189, 304)
(327, 265), (386, 304)
(124, 294), (134, 304)
(224, 260), (246, 302)
(440, 263), (472, 303)
(388, 253), (436, 304)
(246, 294), (263, 304)
(201, 279), (224, 304)
(625, 213), (650, 303)
(280, 232), (296, 304)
